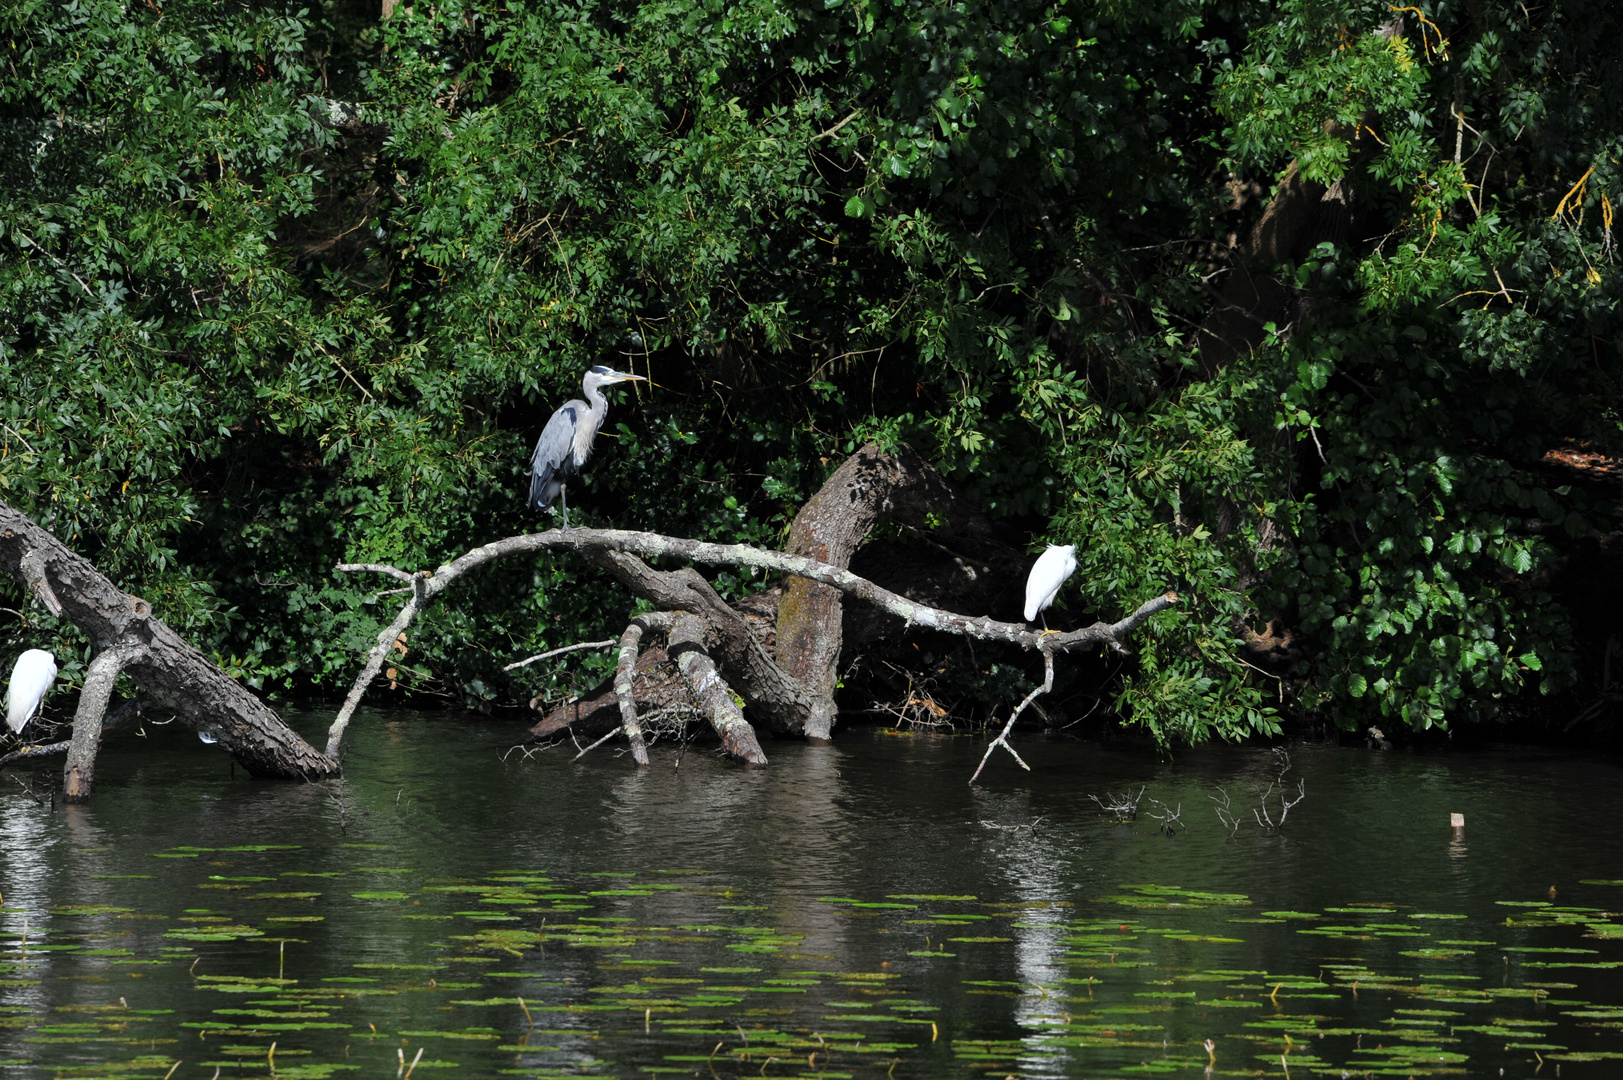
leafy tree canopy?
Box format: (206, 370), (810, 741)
(1, 0), (1618, 741)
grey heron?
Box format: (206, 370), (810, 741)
(528, 365), (648, 529)
(1024, 544), (1077, 629)
(6, 649), (57, 736)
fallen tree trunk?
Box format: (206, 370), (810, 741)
(0, 500), (340, 797)
(333, 455), (1179, 774)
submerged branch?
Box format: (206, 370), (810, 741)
(666, 612), (768, 765)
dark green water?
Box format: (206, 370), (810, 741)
(4, 712), (1623, 1079)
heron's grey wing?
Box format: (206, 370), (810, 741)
(529, 402), (581, 508)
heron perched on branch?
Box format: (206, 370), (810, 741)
(529, 365), (648, 529)
(1024, 544), (1077, 629)
(5, 649), (57, 736)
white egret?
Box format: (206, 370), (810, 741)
(1023, 544), (1077, 629)
(5, 649), (58, 735)
(529, 365), (648, 528)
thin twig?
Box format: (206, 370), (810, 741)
(503, 639), (617, 671)
(0, 422), (37, 456)
(14, 230), (94, 297)
(572, 725), (623, 761)
(969, 649), (1055, 784)
(815, 109), (861, 140)
(336, 563), (416, 585)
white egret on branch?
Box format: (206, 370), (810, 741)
(528, 365), (648, 529)
(5, 649), (58, 735)
(1023, 544), (1077, 629)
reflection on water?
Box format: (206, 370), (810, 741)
(2, 710), (1623, 1078)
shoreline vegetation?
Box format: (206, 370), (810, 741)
(3, 0), (1621, 783)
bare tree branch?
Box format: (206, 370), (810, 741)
(503, 639), (617, 671)
(335, 562), (416, 585)
(615, 614), (676, 767)
(0, 499), (338, 785)
(969, 649), (1054, 784)
(332, 527), (1178, 760)
(18, 548), (64, 616)
(324, 571), (428, 758)
(668, 614), (768, 765)
(572, 725), (624, 761)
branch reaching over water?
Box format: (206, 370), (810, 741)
(504, 639), (617, 672)
(0, 499), (339, 788)
(332, 526), (1180, 760)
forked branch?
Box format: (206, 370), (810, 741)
(332, 527), (1180, 762)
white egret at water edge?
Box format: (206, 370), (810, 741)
(5, 649), (58, 735)
(1023, 544), (1078, 629)
(528, 365), (648, 529)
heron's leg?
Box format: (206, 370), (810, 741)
(560, 486), (583, 549)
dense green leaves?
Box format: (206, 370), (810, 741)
(1, 0), (1618, 740)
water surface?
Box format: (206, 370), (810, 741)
(3, 711), (1623, 1078)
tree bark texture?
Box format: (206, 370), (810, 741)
(775, 443), (1007, 740)
(667, 613), (768, 765)
(580, 548), (814, 734)
(529, 588), (782, 740)
(62, 643), (144, 802)
(0, 499), (339, 785)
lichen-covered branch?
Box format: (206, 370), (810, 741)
(339, 526), (1175, 659)
(775, 444), (979, 740)
(578, 547), (813, 733)
(615, 613), (676, 767)
(667, 614), (768, 765)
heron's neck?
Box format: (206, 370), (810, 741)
(582, 380), (608, 423)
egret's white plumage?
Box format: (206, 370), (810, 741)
(1023, 544), (1077, 624)
(5, 649), (58, 735)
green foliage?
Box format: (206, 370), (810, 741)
(0, 0), (1618, 740)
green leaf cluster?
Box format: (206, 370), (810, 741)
(1, 0), (1617, 740)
